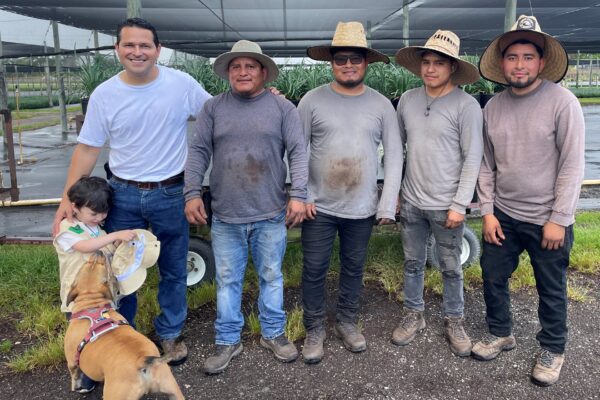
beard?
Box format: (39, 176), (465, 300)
(335, 76), (364, 88)
(505, 73), (538, 89)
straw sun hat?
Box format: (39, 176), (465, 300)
(479, 15), (568, 85)
(395, 30), (479, 86)
(307, 21), (389, 64)
(111, 229), (160, 296)
(213, 40), (279, 83)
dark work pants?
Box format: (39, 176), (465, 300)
(301, 212), (374, 331)
(480, 207), (573, 354)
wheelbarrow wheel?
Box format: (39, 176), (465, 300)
(426, 225), (480, 269)
(187, 236), (216, 287)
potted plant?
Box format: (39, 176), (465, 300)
(77, 56), (121, 114)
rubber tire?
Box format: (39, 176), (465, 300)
(187, 236), (216, 287)
(426, 225), (480, 269)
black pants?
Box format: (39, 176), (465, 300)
(480, 208), (573, 354)
(301, 212), (374, 330)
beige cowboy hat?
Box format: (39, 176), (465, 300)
(111, 229), (160, 296)
(479, 15), (568, 85)
(213, 40), (279, 83)
(395, 30), (480, 86)
(307, 21), (389, 64)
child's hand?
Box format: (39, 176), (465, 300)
(113, 230), (137, 243)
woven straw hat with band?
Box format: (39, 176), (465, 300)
(395, 30), (479, 86)
(213, 40), (279, 83)
(479, 15), (568, 85)
(307, 21), (389, 64)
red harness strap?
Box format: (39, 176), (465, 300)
(70, 304), (129, 366)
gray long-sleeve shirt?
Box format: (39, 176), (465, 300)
(477, 80), (585, 226)
(397, 86), (483, 214)
(184, 90), (308, 223)
(298, 84), (403, 220)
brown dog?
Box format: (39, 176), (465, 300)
(64, 253), (184, 400)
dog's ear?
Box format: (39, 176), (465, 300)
(66, 285), (79, 305)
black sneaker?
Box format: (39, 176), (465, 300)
(74, 373), (96, 394)
(203, 343), (244, 375)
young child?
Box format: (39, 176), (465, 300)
(54, 176), (136, 313)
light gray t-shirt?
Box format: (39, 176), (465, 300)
(477, 80), (585, 226)
(397, 86), (483, 214)
(298, 84), (403, 220)
(184, 90), (308, 224)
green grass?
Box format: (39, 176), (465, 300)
(1, 212), (599, 372)
(579, 97), (600, 105)
(0, 339), (12, 354)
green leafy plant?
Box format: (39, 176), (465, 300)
(77, 56), (122, 98)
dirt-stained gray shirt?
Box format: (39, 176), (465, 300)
(298, 84), (403, 220)
(477, 80), (585, 226)
(397, 86), (483, 214)
(184, 90), (308, 224)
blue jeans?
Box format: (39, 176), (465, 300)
(105, 179), (188, 340)
(399, 201), (465, 317)
(481, 207), (572, 354)
(301, 212), (374, 330)
(211, 211), (287, 345)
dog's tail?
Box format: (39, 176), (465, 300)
(139, 356), (185, 399)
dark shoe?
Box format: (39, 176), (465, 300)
(443, 316), (472, 357)
(531, 349), (565, 387)
(74, 373), (96, 394)
(302, 325), (326, 364)
(203, 343), (244, 375)
(260, 333), (298, 362)
(160, 337), (188, 366)
(333, 322), (366, 353)
(471, 333), (516, 361)
(391, 310), (426, 346)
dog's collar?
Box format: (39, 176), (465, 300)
(71, 305), (129, 366)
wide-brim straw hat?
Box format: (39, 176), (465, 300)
(479, 15), (568, 85)
(394, 30), (480, 86)
(213, 40), (279, 83)
(307, 21), (389, 64)
(111, 229), (160, 296)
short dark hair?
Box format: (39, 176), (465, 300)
(116, 18), (160, 46)
(67, 176), (112, 214)
(502, 39), (544, 58)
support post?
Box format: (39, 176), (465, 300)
(403, 0), (410, 47)
(44, 41), (53, 107)
(127, 0), (142, 18)
(0, 32), (8, 143)
(52, 20), (68, 133)
(576, 50), (580, 88)
(504, 0), (517, 32)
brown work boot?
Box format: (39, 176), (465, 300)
(471, 333), (517, 361)
(443, 316), (472, 357)
(203, 343), (244, 375)
(260, 333), (298, 362)
(391, 310), (426, 346)
(333, 321), (366, 353)
(302, 325), (326, 364)
(160, 337), (188, 366)
(531, 349), (565, 387)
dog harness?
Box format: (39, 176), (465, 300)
(70, 304), (129, 366)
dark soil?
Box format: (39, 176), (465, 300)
(1, 274), (599, 399)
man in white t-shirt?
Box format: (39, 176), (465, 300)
(53, 18), (211, 369)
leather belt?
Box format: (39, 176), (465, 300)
(112, 171), (184, 190)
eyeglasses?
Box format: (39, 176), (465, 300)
(333, 55), (365, 66)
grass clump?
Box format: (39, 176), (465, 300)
(188, 281), (217, 310)
(245, 310), (261, 337)
(0, 339), (12, 354)
(285, 305), (306, 342)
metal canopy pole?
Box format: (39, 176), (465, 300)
(52, 20), (68, 133)
(504, 0), (517, 32)
(128, 0), (142, 18)
(0, 32), (8, 145)
(403, 0), (410, 47)
(44, 41), (53, 107)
